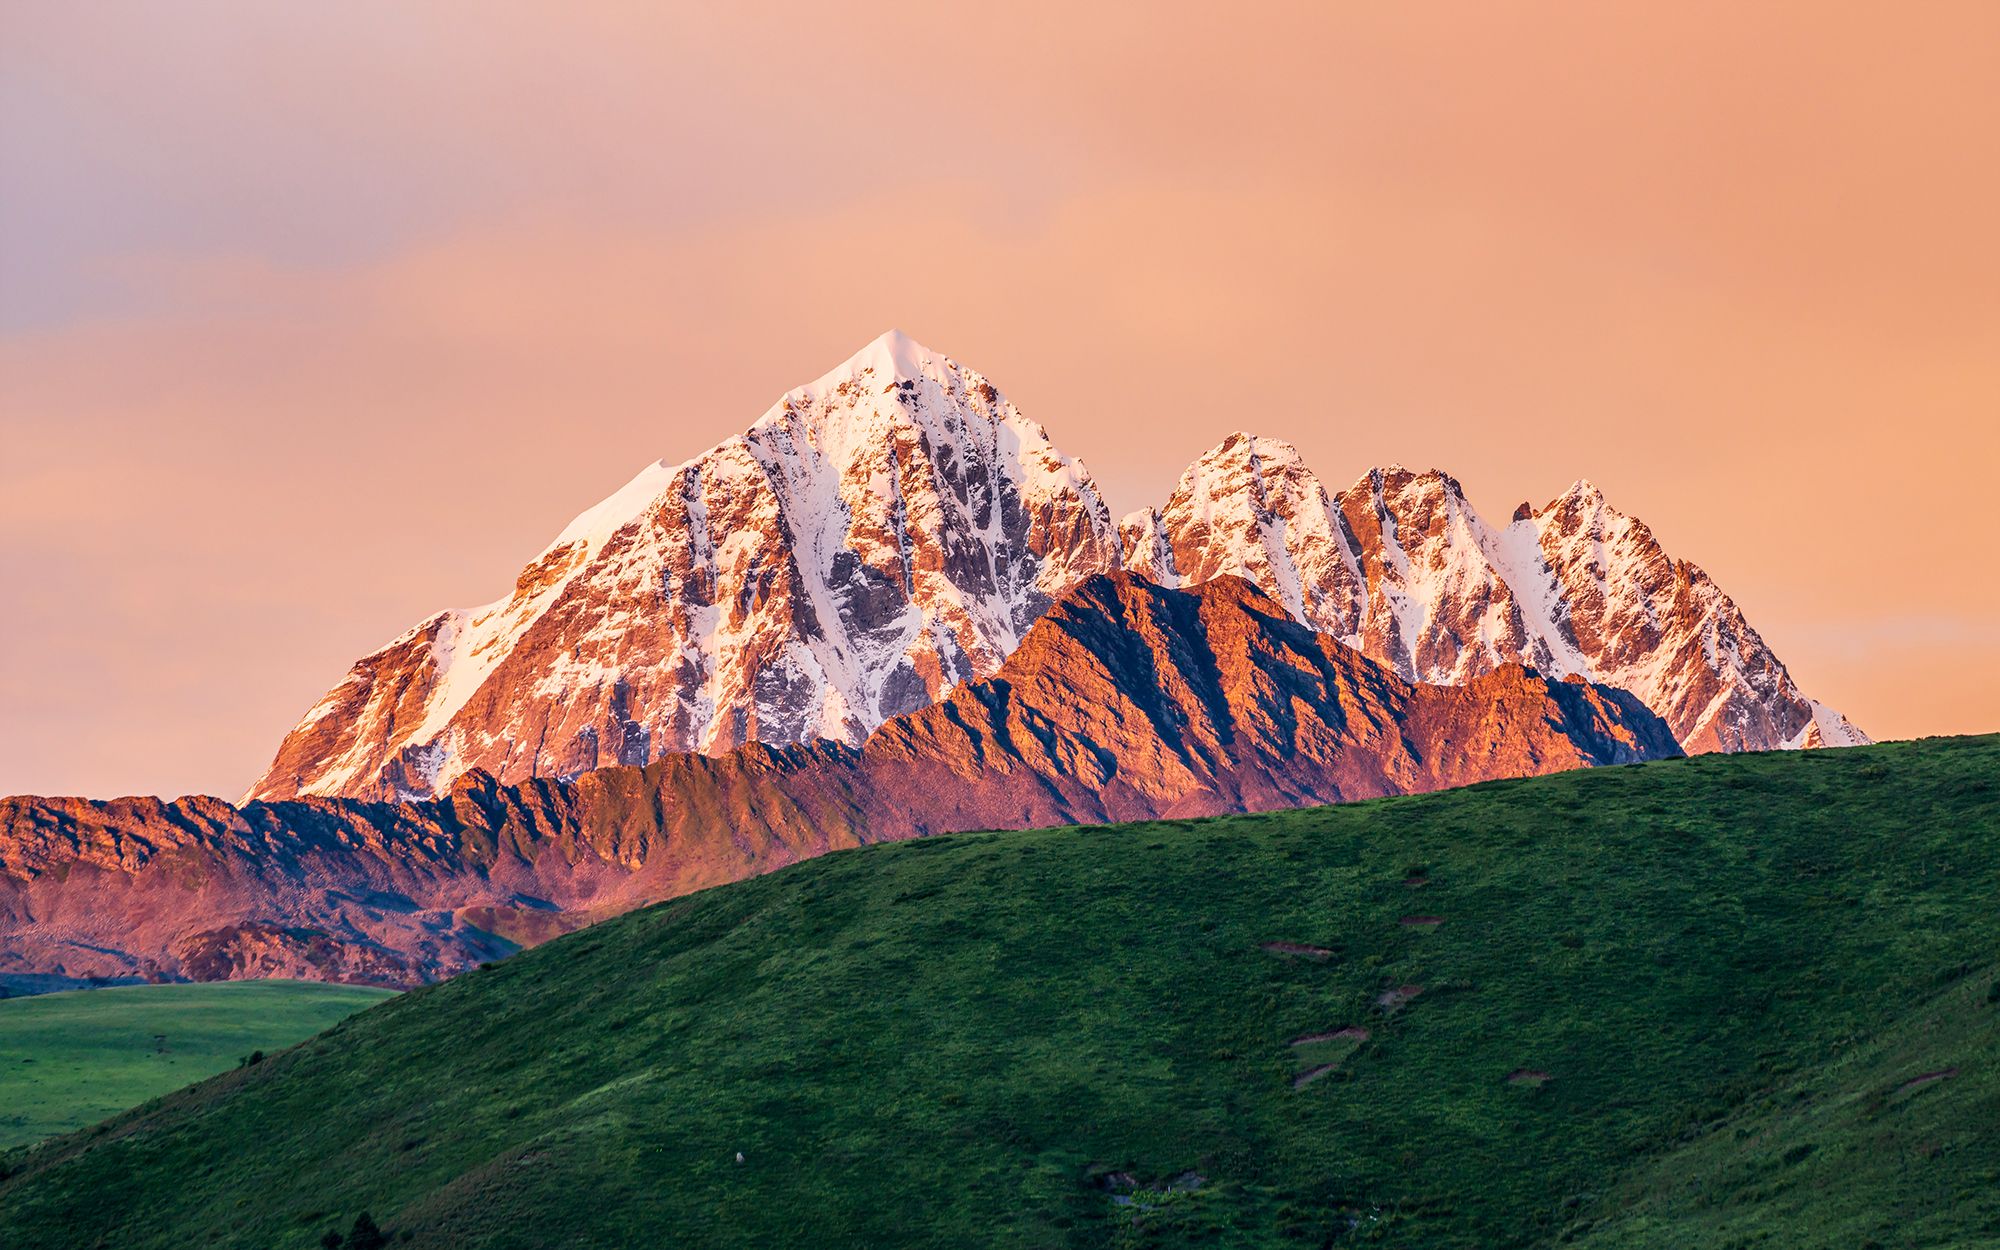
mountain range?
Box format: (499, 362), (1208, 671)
(0, 575), (1675, 986)
(247, 331), (1860, 805)
(1, 332), (1860, 987)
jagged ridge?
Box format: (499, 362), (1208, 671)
(250, 338), (1860, 803)
(2, 576), (1677, 986)
(249, 331), (1119, 802)
(1121, 433), (1867, 753)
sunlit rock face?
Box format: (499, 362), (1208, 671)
(254, 339), (1860, 804)
(1122, 433), (1864, 754)
(5, 574), (1681, 988)
(249, 330), (1121, 801)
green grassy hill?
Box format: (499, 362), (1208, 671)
(2, 736), (1996, 1249)
(0, 981), (394, 1147)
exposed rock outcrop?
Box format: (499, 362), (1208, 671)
(249, 331), (1119, 801)
(250, 340), (1857, 804)
(2, 576), (1678, 986)
(1122, 434), (1866, 753)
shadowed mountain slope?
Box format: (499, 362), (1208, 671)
(1122, 434), (1865, 752)
(250, 337), (1856, 804)
(248, 331), (1121, 802)
(0, 575), (1676, 987)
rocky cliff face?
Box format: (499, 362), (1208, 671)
(1121, 434), (1867, 753)
(2, 576), (1678, 987)
(249, 331), (1120, 802)
(252, 339), (1859, 803)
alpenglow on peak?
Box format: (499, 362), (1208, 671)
(249, 332), (1120, 801)
(250, 336), (1861, 801)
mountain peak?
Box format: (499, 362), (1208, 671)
(1349, 464), (1467, 499)
(1134, 444), (1862, 753)
(1199, 431), (1307, 469)
(1534, 478), (1615, 533)
(805, 329), (949, 392)
(248, 330), (1119, 802)
(1556, 478), (1609, 506)
(250, 338), (1861, 805)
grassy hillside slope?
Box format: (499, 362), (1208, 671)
(0, 981), (394, 1147)
(1, 736), (1995, 1249)
(1571, 961), (2000, 1249)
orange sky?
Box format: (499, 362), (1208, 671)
(3, 3), (1996, 798)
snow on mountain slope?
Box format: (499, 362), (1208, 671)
(11, 575), (1682, 988)
(1127, 433), (1866, 754)
(248, 331), (1120, 801)
(253, 344), (1861, 802)
(1121, 434), (1363, 634)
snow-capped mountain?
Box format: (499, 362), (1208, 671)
(250, 336), (1860, 802)
(1121, 433), (1867, 753)
(248, 331), (1120, 801)
(13, 574), (1679, 987)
